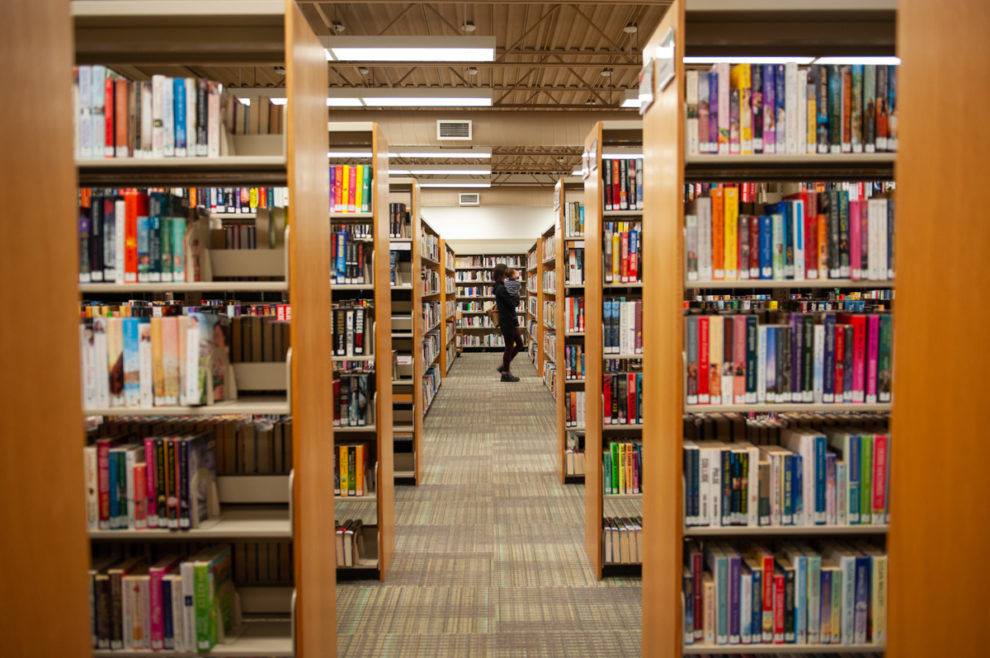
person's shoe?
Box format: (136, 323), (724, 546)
(500, 372), (519, 382)
(496, 365), (505, 373)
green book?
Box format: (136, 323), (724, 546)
(171, 216), (186, 281)
(860, 434), (873, 525)
(361, 165), (372, 213)
(194, 544), (234, 651)
(603, 452), (611, 494)
(160, 217), (173, 282)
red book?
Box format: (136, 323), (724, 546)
(711, 185), (725, 279)
(612, 160), (620, 212)
(104, 78), (115, 158)
(748, 212), (760, 277)
(620, 230), (629, 282)
(579, 299), (585, 332)
(760, 553), (775, 643)
(805, 189), (818, 278)
(846, 314), (867, 403)
(569, 392), (577, 426)
(690, 550), (704, 639)
(629, 228), (639, 281)
(698, 316), (710, 403)
(834, 324), (845, 400)
(603, 376), (612, 425)
(872, 433), (888, 519)
(114, 79), (129, 157)
(97, 438), (111, 528)
(133, 463), (147, 528)
(627, 373), (636, 424)
(773, 570), (786, 643)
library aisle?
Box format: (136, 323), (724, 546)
(336, 353), (641, 656)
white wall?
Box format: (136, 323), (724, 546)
(421, 205), (555, 254)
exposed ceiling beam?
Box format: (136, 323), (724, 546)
(377, 3), (416, 34)
(297, 1), (665, 5)
(498, 5), (560, 60)
(329, 60), (641, 70)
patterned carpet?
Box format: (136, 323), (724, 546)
(337, 352), (643, 656)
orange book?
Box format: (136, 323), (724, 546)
(711, 185), (725, 279)
(114, 79), (129, 157)
(354, 444), (365, 496)
(818, 212), (829, 276)
(338, 445), (348, 497)
(724, 185), (739, 280)
(612, 226), (621, 282)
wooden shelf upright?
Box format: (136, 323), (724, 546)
(416, 215), (443, 483)
(638, 2), (899, 655)
(330, 122), (394, 581)
(440, 240), (458, 376)
(526, 241), (539, 365)
(555, 177), (587, 485)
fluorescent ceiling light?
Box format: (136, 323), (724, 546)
(329, 88), (492, 108)
(269, 98), (288, 105)
(324, 36), (495, 62)
(813, 56), (901, 65)
(684, 56), (815, 64)
(390, 165), (491, 176)
(391, 146), (492, 159)
(571, 168), (584, 176)
(328, 150), (372, 158)
(419, 180), (491, 188)
(602, 152), (643, 160)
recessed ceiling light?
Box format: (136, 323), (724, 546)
(462, 21), (476, 33)
(624, 23), (638, 34)
(600, 68), (613, 78)
(467, 66), (479, 76)
(332, 21), (345, 33)
(358, 66), (370, 75)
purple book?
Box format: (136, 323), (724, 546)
(763, 64), (776, 153)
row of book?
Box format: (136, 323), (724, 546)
(604, 221), (642, 284)
(84, 431), (216, 532)
(542, 269), (556, 292)
(527, 295), (538, 317)
(421, 233), (440, 263)
(332, 225), (372, 285)
(455, 270), (494, 282)
(193, 186), (288, 214)
(604, 298), (643, 355)
(683, 538), (887, 647)
(331, 301), (373, 357)
(683, 411), (888, 445)
(564, 344), (586, 380)
(458, 286), (494, 298)
(94, 416), (292, 477)
(455, 255), (525, 268)
(685, 183), (895, 283)
(446, 274), (457, 294)
(229, 314), (290, 364)
(445, 249), (455, 271)
(423, 301), (442, 333)
(604, 372), (644, 426)
(566, 246), (585, 285)
(423, 330), (441, 368)
(544, 300), (557, 329)
(604, 441), (642, 495)
(603, 516), (644, 565)
(80, 312), (231, 410)
(459, 334), (505, 348)
(565, 391), (586, 428)
(336, 519), (373, 568)
(684, 312), (893, 406)
(543, 360), (556, 396)
(78, 189), (190, 284)
(74, 67), (223, 159)
(334, 443), (372, 496)
(684, 430), (890, 529)
(388, 203), (411, 239)
(330, 165), (373, 214)
(422, 268), (441, 296)
(542, 235), (556, 262)
(691, 296), (890, 315)
(228, 95), (284, 135)
(333, 375), (372, 427)
(685, 63), (898, 155)
(564, 296), (585, 334)
(544, 330), (556, 361)
(458, 301), (486, 312)
(424, 365), (442, 409)
(602, 158), (645, 211)
(461, 316), (496, 329)
(564, 201), (585, 237)
(88, 545), (233, 651)
(208, 208), (286, 255)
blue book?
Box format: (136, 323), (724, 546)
(849, 435), (862, 523)
(791, 314), (802, 399)
(766, 326), (777, 400)
(629, 227), (639, 279)
(763, 65), (775, 152)
(683, 567), (694, 644)
(173, 78), (187, 156)
(821, 568), (832, 640)
(823, 314), (836, 402)
(750, 563), (762, 643)
(759, 215), (773, 278)
(137, 216), (150, 282)
(853, 554), (870, 643)
(793, 454), (803, 526)
(728, 550), (741, 643)
(793, 551), (808, 643)
(782, 452), (793, 525)
(705, 545), (729, 645)
(709, 71), (719, 150)
(162, 577), (174, 649)
(775, 64), (786, 153)
(122, 317), (141, 407)
(815, 435), (827, 524)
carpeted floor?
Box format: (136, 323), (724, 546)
(336, 352), (642, 656)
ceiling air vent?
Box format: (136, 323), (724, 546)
(459, 192), (480, 206)
(437, 120), (472, 141)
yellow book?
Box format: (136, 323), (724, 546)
(354, 165), (364, 213)
(626, 444), (634, 494)
(724, 186), (739, 280)
(249, 187), (258, 210)
(338, 445), (348, 497)
(617, 444), (625, 493)
(730, 64), (753, 154)
(807, 89), (817, 155)
(151, 317), (165, 405)
(341, 165), (351, 214)
(612, 228), (620, 282)
(355, 444), (364, 496)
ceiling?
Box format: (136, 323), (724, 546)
(296, 1), (669, 111)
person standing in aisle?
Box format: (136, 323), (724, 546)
(493, 262), (524, 382)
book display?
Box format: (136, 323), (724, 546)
(66, 1), (336, 654)
(329, 122), (394, 579)
(554, 178), (588, 484)
(639, 2), (897, 655)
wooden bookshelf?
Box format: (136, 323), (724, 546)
(454, 252), (527, 351)
(416, 213), (444, 483)
(582, 121), (644, 579)
(440, 240), (458, 376)
(330, 122), (394, 581)
(537, 227), (556, 383)
(526, 241), (540, 365)
(555, 177), (587, 484)
(640, 3), (899, 655)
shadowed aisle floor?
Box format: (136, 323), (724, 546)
(337, 352), (642, 657)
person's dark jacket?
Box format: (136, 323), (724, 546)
(494, 280), (518, 335)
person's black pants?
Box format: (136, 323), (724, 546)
(501, 328), (525, 373)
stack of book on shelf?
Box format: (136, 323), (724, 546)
(564, 344), (585, 380)
(604, 222), (641, 283)
(566, 245), (585, 285)
(330, 165), (373, 214)
(565, 298), (585, 333)
(565, 431), (586, 476)
(333, 376), (372, 428)
(603, 298), (643, 354)
(73, 67), (224, 159)
(683, 537), (887, 648)
(331, 301), (373, 357)
(195, 186), (289, 215)
(334, 443), (373, 497)
(685, 182), (895, 284)
(565, 391), (585, 428)
(603, 441), (642, 495)
(564, 201), (585, 236)
(603, 517), (643, 565)
(226, 95), (285, 136)
(87, 544), (236, 651)
(332, 223), (373, 285)
(388, 202), (410, 238)
(685, 62), (899, 156)
(335, 520), (373, 568)
(602, 158), (644, 211)
(603, 372), (643, 426)
(684, 309), (893, 407)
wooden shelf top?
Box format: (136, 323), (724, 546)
(603, 209), (643, 217)
(335, 493), (377, 503)
(331, 354), (374, 361)
(93, 619), (292, 657)
(683, 643), (884, 655)
(603, 423), (643, 430)
(88, 507), (290, 540)
(333, 283), (375, 290)
(84, 396), (288, 417)
(334, 425), (376, 433)
(604, 493), (643, 499)
(685, 152), (896, 181)
(76, 156), (287, 186)
(603, 353), (644, 360)
(565, 378), (586, 384)
(684, 524), (889, 537)
(685, 402), (892, 413)
(604, 281), (643, 288)
(330, 211), (374, 219)
(687, 278), (895, 289)
(565, 331), (586, 337)
(80, 281), (288, 294)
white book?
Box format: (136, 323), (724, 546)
(78, 66), (93, 158)
(125, 446), (138, 529)
(73, 82), (80, 159)
(83, 445), (99, 530)
(182, 317), (198, 406)
(138, 321), (153, 408)
(813, 324), (824, 402)
(687, 70), (699, 155)
(180, 558), (197, 651)
(152, 75), (166, 157)
(685, 213), (698, 281)
(163, 79), (175, 157)
(697, 197), (713, 281)
(185, 78), (196, 157)
(877, 199), (888, 282)
(697, 444), (711, 525)
(745, 442), (760, 526)
(740, 569), (752, 643)
(717, 63), (730, 154)
(81, 324), (96, 408)
(91, 65), (107, 157)
(785, 62), (798, 154)
(705, 444), (721, 527)
(208, 82), (221, 157)
(793, 199), (805, 280)
(756, 325), (767, 403)
(114, 199), (126, 283)
(796, 68), (807, 156)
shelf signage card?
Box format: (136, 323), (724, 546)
(654, 27), (676, 93)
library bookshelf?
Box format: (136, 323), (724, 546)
(555, 177), (587, 484)
(455, 252), (527, 352)
(416, 214), (444, 484)
(538, 226), (557, 396)
(640, 2), (897, 655)
(440, 240), (458, 377)
(329, 122), (394, 581)
(526, 240), (540, 365)
(582, 121), (645, 579)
